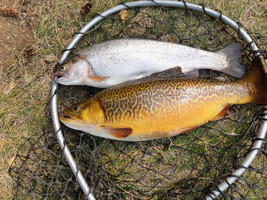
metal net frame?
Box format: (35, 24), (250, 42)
(9, 1), (266, 200)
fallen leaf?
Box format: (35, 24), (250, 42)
(25, 8), (34, 17)
(8, 156), (16, 167)
(44, 53), (58, 63)
(1, 80), (15, 95)
(119, 9), (128, 23)
(65, 37), (72, 45)
(0, 139), (4, 149)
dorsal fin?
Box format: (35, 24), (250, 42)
(101, 126), (132, 138)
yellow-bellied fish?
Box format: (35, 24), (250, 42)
(60, 57), (267, 141)
(54, 39), (245, 88)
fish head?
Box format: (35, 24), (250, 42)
(60, 102), (87, 130)
(60, 100), (104, 132)
(54, 55), (91, 85)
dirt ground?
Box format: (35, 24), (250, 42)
(0, 0), (36, 96)
(0, 0), (35, 67)
(0, 0), (37, 198)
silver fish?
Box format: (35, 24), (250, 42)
(54, 39), (244, 88)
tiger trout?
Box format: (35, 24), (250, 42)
(54, 39), (245, 88)
(60, 56), (267, 141)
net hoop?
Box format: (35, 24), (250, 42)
(50, 1), (266, 200)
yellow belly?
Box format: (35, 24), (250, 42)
(100, 98), (227, 140)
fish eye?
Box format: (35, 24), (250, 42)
(73, 106), (79, 111)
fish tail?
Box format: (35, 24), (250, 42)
(217, 43), (245, 78)
(240, 56), (267, 105)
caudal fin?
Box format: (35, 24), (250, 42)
(217, 43), (245, 78)
(241, 56), (267, 105)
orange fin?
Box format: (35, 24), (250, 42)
(169, 126), (198, 137)
(181, 126), (198, 133)
(88, 75), (109, 82)
(213, 106), (232, 121)
(101, 126), (132, 138)
(178, 126), (198, 134)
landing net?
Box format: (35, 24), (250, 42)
(9, 1), (266, 199)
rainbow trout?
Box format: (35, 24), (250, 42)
(54, 39), (244, 88)
(60, 57), (267, 141)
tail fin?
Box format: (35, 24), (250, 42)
(240, 56), (267, 105)
(217, 43), (245, 78)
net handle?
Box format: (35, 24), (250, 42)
(50, 1), (265, 200)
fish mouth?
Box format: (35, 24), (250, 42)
(59, 113), (73, 123)
(54, 71), (69, 81)
(59, 111), (85, 124)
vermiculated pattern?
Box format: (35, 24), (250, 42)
(95, 78), (249, 124)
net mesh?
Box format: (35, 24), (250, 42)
(9, 1), (266, 200)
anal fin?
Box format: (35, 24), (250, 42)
(150, 66), (195, 79)
(180, 126), (198, 134)
(213, 106), (232, 121)
(169, 126), (198, 137)
(101, 126), (132, 138)
(184, 69), (199, 78)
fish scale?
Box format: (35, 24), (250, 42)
(55, 39), (245, 88)
(60, 57), (267, 141)
(96, 78), (227, 138)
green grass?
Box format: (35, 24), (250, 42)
(0, 0), (266, 199)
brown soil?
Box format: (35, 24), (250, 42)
(0, 0), (37, 198)
(0, 17), (31, 67)
(0, 0), (35, 69)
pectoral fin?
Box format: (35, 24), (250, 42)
(88, 75), (109, 82)
(101, 126), (132, 138)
